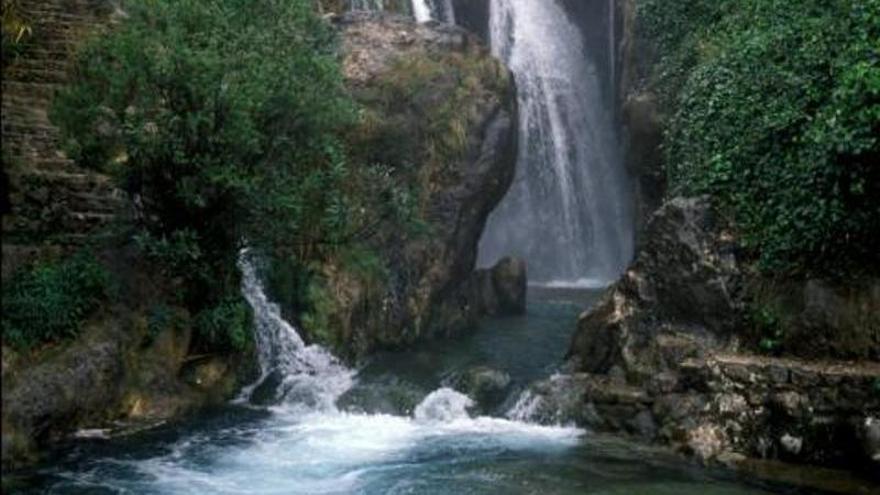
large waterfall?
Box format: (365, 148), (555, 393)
(478, 0), (634, 286)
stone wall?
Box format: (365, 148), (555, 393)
(2, 0), (124, 278)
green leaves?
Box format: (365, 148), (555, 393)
(644, 0), (880, 278)
(1, 253), (109, 349)
(49, 0), (429, 353)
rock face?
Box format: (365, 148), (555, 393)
(309, 13), (517, 358)
(1, 251), (254, 469)
(521, 196), (880, 476)
(570, 196), (743, 377)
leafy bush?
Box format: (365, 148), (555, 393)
(1, 253), (108, 349)
(52, 0), (358, 265)
(194, 296), (252, 353)
(51, 0), (426, 351)
(641, 0), (880, 277)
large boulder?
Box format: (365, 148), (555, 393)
(570, 196), (743, 377)
(552, 196), (880, 474)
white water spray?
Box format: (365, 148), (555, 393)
(237, 254), (354, 410)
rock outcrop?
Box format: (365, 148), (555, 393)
(466, 257), (527, 317)
(1, 250), (254, 468)
(517, 197), (880, 479)
(304, 12), (517, 358)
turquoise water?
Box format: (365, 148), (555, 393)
(10, 287), (815, 494)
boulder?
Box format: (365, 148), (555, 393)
(447, 365), (511, 412)
(571, 196), (742, 376)
(468, 257), (527, 317)
(555, 196), (880, 473)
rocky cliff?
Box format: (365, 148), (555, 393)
(294, 12), (517, 359)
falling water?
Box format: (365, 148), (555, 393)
(349, 0), (453, 23)
(411, 0), (455, 23)
(237, 253), (355, 411)
(478, 0), (634, 286)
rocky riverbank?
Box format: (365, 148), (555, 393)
(1, 9), (517, 468)
(517, 197), (879, 488)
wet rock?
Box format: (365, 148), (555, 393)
(780, 434), (804, 456)
(448, 366), (511, 412)
(337, 378), (426, 416)
(468, 257), (527, 317)
(490, 257), (527, 315)
(571, 197), (742, 375)
(686, 424), (728, 465)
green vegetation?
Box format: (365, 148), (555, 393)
(51, 0), (420, 351)
(1, 252), (108, 350)
(640, 0), (880, 277)
(1, 0), (33, 67)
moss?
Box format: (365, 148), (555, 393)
(348, 47), (509, 219)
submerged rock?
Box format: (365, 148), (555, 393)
(467, 257), (527, 317)
(446, 365), (511, 413)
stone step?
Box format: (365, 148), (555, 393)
(2, 81), (63, 98)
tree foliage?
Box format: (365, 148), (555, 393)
(52, 0), (415, 351)
(641, 0), (880, 277)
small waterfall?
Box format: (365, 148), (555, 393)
(238, 253), (354, 411)
(412, 0), (455, 23)
(478, 0), (634, 286)
(350, 0), (453, 23)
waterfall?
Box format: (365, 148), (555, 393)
(478, 0), (634, 286)
(350, 0), (454, 23)
(412, 0), (455, 23)
(609, 0), (616, 101)
(237, 253), (354, 411)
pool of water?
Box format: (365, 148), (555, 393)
(8, 287), (822, 494)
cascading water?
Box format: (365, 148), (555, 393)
(33, 257), (775, 494)
(411, 0), (455, 23)
(477, 0), (634, 287)
(237, 254), (355, 411)
(350, 0), (454, 24)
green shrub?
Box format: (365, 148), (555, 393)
(50, 0), (423, 351)
(52, 0), (358, 264)
(1, 253), (108, 349)
(641, 0), (880, 277)
(194, 296), (252, 353)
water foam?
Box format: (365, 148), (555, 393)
(237, 254), (354, 411)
